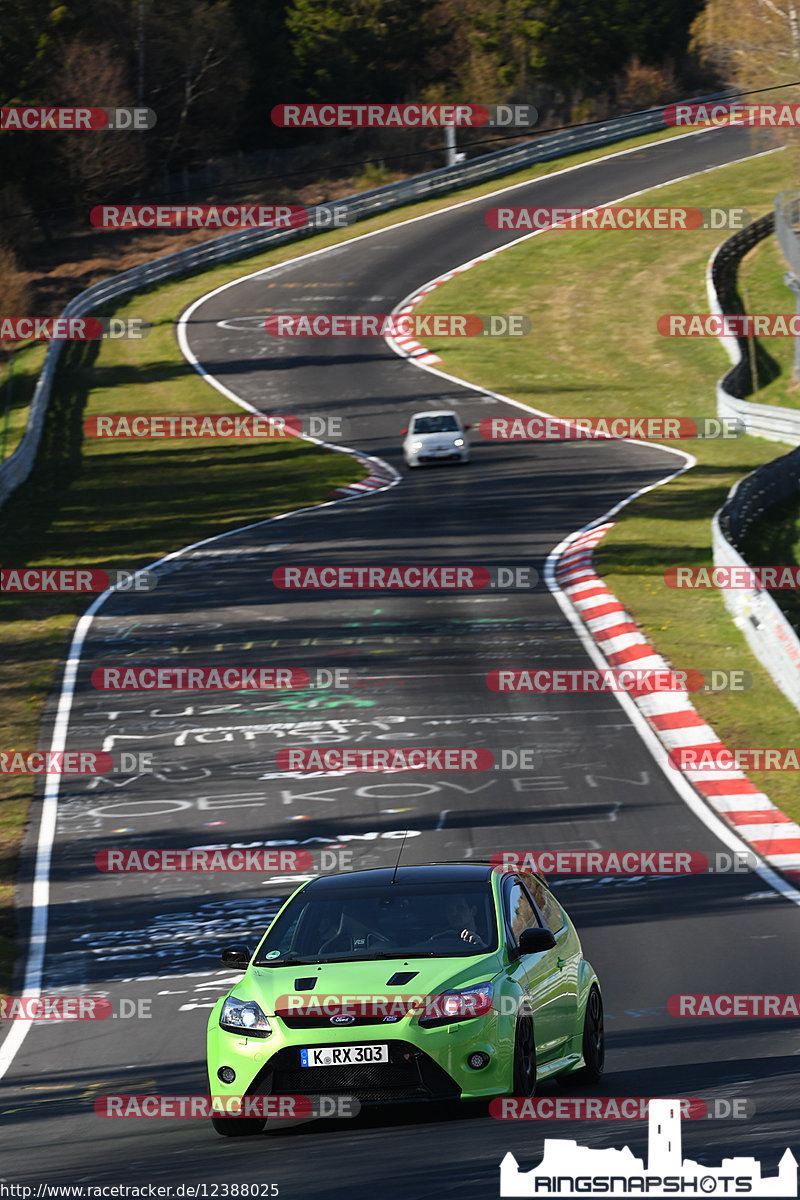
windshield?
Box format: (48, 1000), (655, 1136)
(411, 415), (459, 434)
(254, 883), (498, 963)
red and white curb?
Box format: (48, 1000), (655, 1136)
(328, 457), (398, 499)
(555, 523), (800, 886)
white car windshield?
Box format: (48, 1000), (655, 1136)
(412, 416), (459, 434)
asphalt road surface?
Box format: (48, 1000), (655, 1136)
(3, 125), (800, 1197)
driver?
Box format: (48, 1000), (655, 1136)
(445, 895), (486, 946)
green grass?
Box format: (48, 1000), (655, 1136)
(414, 144), (800, 824)
(0, 343), (48, 463)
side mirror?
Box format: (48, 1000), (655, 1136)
(401, 428), (408, 435)
(221, 945), (252, 967)
(463, 424), (472, 431)
(518, 927), (556, 955)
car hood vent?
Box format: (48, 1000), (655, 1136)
(386, 971), (418, 986)
(294, 977), (318, 990)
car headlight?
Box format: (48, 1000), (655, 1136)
(219, 995), (272, 1038)
(411, 440), (423, 451)
(417, 981), (494, 1028)
(454, 438), (465, 447)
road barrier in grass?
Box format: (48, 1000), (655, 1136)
(709, 205), (800, 713)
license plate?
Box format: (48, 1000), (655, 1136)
(300, 1044), (388, 1067)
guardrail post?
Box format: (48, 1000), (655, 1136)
(784, 271), (800, 382)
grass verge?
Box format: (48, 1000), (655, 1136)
(414, 144), (800, 824)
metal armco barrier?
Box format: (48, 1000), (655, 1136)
(710, 209), (800, 712)
(1, 97), (725, 509)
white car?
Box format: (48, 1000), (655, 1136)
(402, 409), (470, 468)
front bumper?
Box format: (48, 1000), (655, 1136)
(208, 1002), (511, 1104)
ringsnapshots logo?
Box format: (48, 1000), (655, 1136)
(271, 103), (537, 128)
(485, 206), (750, 232)
(0, 317), (148, 340)
(264, 313), (530, 337)
(479, 416), (743, 441)
(499, 1098), (797, 1197)
(1, 106), (156, 130)
(1, 567), (156, 593)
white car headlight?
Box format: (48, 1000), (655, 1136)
(411, 440), (423, 451)
(454, 438), (465, 447)
(220, 995), (272, 1038)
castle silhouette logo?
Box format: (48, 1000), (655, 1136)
(500, 1099), (797, 1197)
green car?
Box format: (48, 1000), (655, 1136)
(206, 862), (604, 1136)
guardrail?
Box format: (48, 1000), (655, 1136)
(0, 97), (718, 509)
(706, 212), (800, 443)
(710, 213), (800, 712)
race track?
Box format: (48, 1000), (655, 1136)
(3, 124), (800, 1196)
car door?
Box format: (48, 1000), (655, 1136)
(502, 875), (569, 1066)
(520, 873), (580, 1061)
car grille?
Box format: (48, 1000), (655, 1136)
(418, 452), (461, 462)
(280, 1013), (404, 1029)
(249, 1041), (460, 1103)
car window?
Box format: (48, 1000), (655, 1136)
(503, 879), (539, 945)
(521, 873), (566, 933)
(253, 882), (499, 962)
(411, 415), (459, 434)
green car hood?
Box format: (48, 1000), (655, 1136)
(236, 952), (505, 1015)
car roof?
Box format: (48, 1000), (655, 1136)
(409, 409), (460, 419)
(303, 863), (495, 892)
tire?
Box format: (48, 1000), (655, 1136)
(512, 1008), (537, 1097)
(572, 985), (605, 1084)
